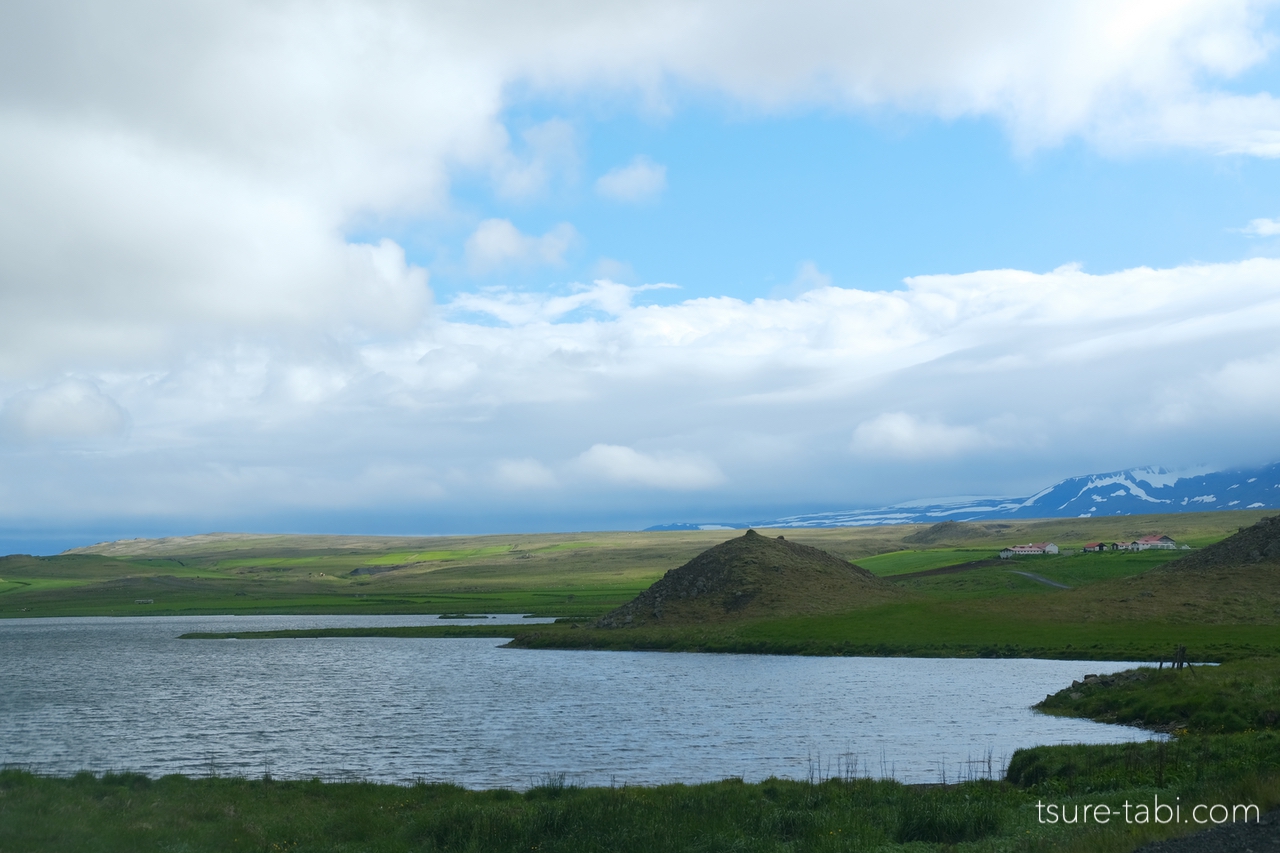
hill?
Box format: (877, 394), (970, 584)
(595, 529), (900, 628)
(1157, 514), (1280, 572)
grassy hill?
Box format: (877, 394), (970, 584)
(595, 529), (901, 628)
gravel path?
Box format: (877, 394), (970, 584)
(1006, 570), (1072, 590)
(1133, 808), (1280, 853)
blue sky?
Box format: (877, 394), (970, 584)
(3, 1), (1280, 553)
(427, 110), (1280, 301)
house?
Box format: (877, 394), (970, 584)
(1134, 534), (1177, 550)
(999, 542), (1059, 558)
(1082, 542), (1106, 552)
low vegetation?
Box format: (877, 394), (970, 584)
(4, 737), (1278, 853)
(1036, 658), (1280, 734)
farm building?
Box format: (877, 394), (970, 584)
(1108, 535), (1177, 551)
(998, 542), (1059, 558)
(1082, 542), (1106, 552)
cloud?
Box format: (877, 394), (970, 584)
(494, 458), (557, 490)
(1242, 216), (1280, 236)
(851, 413), (993, 459)
(2, 258), (1279, 524)
(5, 1), (1280, 529)
(595, 156), (667, 202)
(1, 3), (1278, 375)
(771, 261), (833, 299)
(575, 444), (724, 490)
(0, 380), (130, 444)
(464, 219), (579, 275)
(448, 279), (676, 325)
(491, 119), (578, 200)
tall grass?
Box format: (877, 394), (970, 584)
(4, 738), (1278, 853)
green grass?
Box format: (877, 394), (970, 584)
(361, 546), (518, 566)
(857, 548), (996, 575)
(4, 748), (1277, 853)
(1037, 658), (1280, 734)
(7, 511), (1279, 667)
(494, 604), (1280, 661)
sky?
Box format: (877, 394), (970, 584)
(4, 0), (1280, 552)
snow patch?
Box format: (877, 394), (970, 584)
(1248, 478), (1258, 483)
(1228, 500), (1240, 506)
(1092, 495), (1106, 502)
(1190, 495), (1216, 503)
(1110, 489), (1127, 497)
(1128, 466), (1214, 489)
(1249, 502), (1265, 508)
(1075, 474), (1172, 504)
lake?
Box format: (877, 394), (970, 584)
(0, 615), (1160, 788)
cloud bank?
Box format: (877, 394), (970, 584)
(4, 1), (1280, 534)
(2, 257), (1277, 528)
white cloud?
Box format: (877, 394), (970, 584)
(6, 2), (1280, 529)
(2, 258), (1279, 523)
(491, 119), (579, 200)
(0, 2), (1277, 376)
(1242, 216), (1280, 235)
(494, 458), (557, 490)
(575, 444), (724, 490)
(464, 219), (579, 275)
(0, 380), (129, 443)
(851, 413), (993, 459)
(595, 156), (667, 202)
(771, 261), (833, 299)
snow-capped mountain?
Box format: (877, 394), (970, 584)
(645, 462), (1280, 530)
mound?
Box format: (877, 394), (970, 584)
(901, 520), (986, 545)
(1160, 515), (1280, 572)
(596, 529), (899, 628)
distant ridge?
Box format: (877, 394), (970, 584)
(646, 462), (1280, 531)
(596, 529), (898, 628)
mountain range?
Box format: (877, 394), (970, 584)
(646, 462), (1280, 531)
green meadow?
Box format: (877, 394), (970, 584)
(7, 509), (1279, 666)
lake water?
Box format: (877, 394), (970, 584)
(0, 615), (1161, 788)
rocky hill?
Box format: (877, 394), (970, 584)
(1159, 515), (1280, 572)
(596, 529), (900, 628)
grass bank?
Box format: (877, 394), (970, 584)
(1036, 658), (1280, 733)
(4, 739), (1278, 853)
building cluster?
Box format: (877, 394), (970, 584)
(1081, 535), (1178, 552)
(998, 534), (1179, 559)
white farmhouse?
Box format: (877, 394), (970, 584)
(998, 542), (1059, 558)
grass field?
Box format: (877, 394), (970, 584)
(7, 510), (1279, 664)
(854, 548), (995, 575)
(4, 511), (1267, 620)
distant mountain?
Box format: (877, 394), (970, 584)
(644, 462), (1280, 531)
